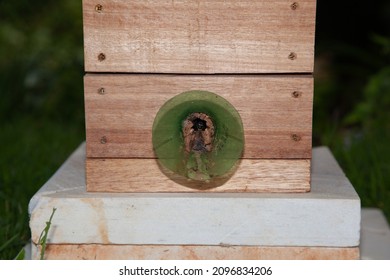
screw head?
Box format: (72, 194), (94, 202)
(98, 88), (105, 95)
(95, 4), (103, 12)
(292, 91), (302, 98)
(288, 52), (297, 60)
(98, 53), (106, 61)
(291, 2), (299, 10)
(100, 136), (107, 144)
(291, 134), (302, 142)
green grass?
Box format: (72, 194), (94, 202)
(37, 207), (57, 260)
(0, 118), (84, 259)
(0, 0), (85, 258)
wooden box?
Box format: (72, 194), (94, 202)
(82, 0), (317, 192)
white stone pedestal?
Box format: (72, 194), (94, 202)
(29, 143), (360, 259)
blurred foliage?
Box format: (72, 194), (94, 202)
(0, 0), (84, 259)
(0, 0), (389, 259)
(344, 65), (390, 128)
(0, 0), (84, 123)
(314, 0), (390, 221)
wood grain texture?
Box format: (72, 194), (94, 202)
(34, 244), (359, 260)
(84, 74), (313, 159)
(86, 158), (310, 192)
(83, 0), (316, 73)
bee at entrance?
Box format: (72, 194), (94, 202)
(182, 113), (215, 154)
(181, 112), (215, 181)
(152, 90), (244, 183)
(192, 118), (207, 131)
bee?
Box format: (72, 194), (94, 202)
(182, 112), (215, 154)
(181, 112), (215, 181)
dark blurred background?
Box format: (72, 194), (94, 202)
(0, 0), (389, 259)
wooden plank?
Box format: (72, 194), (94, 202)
(29, 144), (360, 247)
(83, 0), (316, 73)
(33, 244), (359, 260)
(86, 158), (311, 193)
(84, 74), (313, 159)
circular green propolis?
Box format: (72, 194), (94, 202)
(152, 90), (244, 182)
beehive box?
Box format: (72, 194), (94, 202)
(83, 0), (317, 192)
(29, 0), (362, 261)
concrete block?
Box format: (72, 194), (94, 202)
(360, 208), (390, 259)
(29, 144), (360, 249)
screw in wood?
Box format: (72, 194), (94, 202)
(98, 88), (105, 95)
(290, 2), (299, 10)
(288, 52), (297, 60)
(95, 4), (103, 13)
(292, 91), (302, 98)
(98, 53), (106, 61)
(100, 136), (107, 144)
(291, 134), (302, 142)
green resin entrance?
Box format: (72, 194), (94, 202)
(152, 90), (244, 182)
